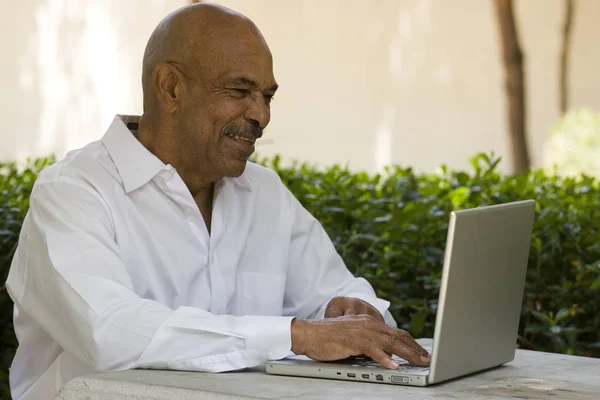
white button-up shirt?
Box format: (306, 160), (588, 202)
(6, 115), (395, 399)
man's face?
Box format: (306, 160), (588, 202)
(177, 30), (278, 178)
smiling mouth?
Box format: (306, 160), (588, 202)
(224, 132), (256, 145)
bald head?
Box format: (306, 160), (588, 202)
(141, 2), (270, 111)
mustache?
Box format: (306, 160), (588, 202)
(222, 123), (263, 139)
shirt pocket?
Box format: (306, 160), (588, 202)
(235, 272), (287, 316)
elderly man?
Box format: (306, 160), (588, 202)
(6, 3), (430, 399)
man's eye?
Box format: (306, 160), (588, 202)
(264, 94), (274, 104)
(231, 88), (250, 97)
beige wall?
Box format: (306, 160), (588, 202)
(0, 0), (187, 161)
(2, 0), (599, 173)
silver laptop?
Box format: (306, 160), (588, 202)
(266, 200), (536, 386)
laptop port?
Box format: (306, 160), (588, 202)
(391, 375), (409, 384)
(347, 373), (356, 378)
(376, 374), (384, 381)
(362, 374), (370, 379)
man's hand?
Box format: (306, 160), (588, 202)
(324, 296), (385, 322)
(291, 315), (431, 370)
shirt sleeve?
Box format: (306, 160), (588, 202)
(6, 180), (293, 373)
(282, 186), (398, 328)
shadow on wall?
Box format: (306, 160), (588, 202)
(5, 0), (104, 161)
(2, 0), (43, 161)
(354, 0), (506, 173)
(1, 0), (181, 163)
(222, 0), (509, 173)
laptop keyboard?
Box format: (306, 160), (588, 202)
(351, 347), (432, 373)
(354, 358), (428, 372)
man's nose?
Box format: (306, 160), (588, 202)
(244, 92), (270, 130)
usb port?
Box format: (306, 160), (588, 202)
(376, 374), (384, 381)
(362, 374), (370, 379)
(347, 373), (356, 378)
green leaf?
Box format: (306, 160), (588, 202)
(324, 207), (346, 214)
(550, 326), (562, 335)
(410, 311), (427, 337)
(530, 310), (551, 323)
(448, 187), (469, 208)
(524, 324), (548, 334)
(554, 308), (571, 323)
(374, 215), (392, 223)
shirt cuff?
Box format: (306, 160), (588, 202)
(314, 294), (391, 321)
(242, 315), (295, 363)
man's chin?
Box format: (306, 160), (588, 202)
(224, 159), (248, 178)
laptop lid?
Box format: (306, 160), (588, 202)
(428, 200), (535, 384)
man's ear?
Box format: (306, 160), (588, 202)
(152, 63), (183, 113)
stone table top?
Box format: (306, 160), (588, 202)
(54, 339), (600, 400)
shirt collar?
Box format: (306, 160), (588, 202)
(102, 115), (166, 193)
(231, 170), (252, 192)
(101, 114), (253, 193)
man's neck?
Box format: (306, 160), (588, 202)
(136, 115), (221, 197)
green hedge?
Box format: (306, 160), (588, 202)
(1, 154), (600, 396)
(268, 153), (600, 358)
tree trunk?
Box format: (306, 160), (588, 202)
(560, 0), (575, 114)
(493, 0), (530, 174)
